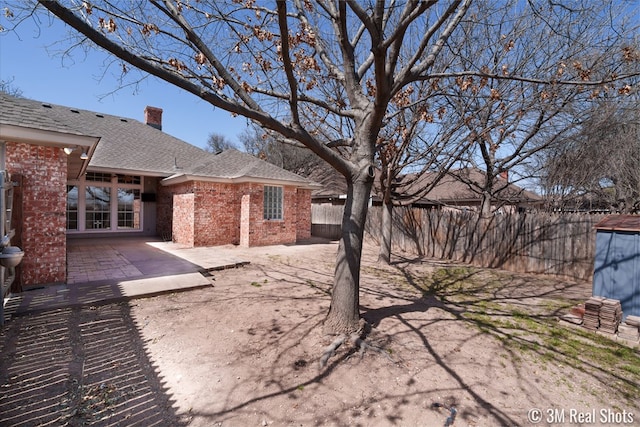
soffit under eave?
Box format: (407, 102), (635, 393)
(0, 124), (100, 180)
(82, 166), (173, 179)
(0, 123), (98, 150)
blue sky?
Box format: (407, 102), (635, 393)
(0, 14), (249, 150)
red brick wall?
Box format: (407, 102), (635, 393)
(240, 193), (251, 247)
(6, 142), (67, 286)
(163, 181), (242, 247)
(161, 180), (310, 248)
(238, 183), (263, 247)
(193, 182), (242, 246)
(172, 193), (195, 247)
(239, 184), (299, 247)
(296, 189), (312, 240)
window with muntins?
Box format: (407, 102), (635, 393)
(66, 185), (79, 230)
(117, 188), (141, 229)
(66, 173), (143, 232)
(85, 186), (111, 230)
(263, 186), (283, 220)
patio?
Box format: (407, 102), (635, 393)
(66, 237), (202, 284)
(4, 237), (253, 319)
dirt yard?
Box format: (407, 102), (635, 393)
(1, 240), (639, 426)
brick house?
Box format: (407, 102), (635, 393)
(0, 93), (317, 287)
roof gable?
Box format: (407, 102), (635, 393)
(185, 149), (318, 184)
(392, 168), (541, 204)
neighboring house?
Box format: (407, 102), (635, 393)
(311, 166), (542, 212)
(307, 164), (349, 206)
(397, 168), (543, 212)
(543, 189), (633, 214)
(0, 93), (318, 287)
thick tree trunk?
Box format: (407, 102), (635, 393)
(378, 201), (393, 264)
(480, 190), (492, 218)
(323, 172), (373, 335)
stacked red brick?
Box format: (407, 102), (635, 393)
(625, 315), (640, 329)
(583, 297), (604, 330)
(598, 299), (622, 334)
(618, 315), (640, 343)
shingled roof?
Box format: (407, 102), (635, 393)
(0, 93), (316, 187)
(310, 164), (541, 206)
(399, 168), (542, 205)
(0, 93), (90, 137)
(186, 148), (318, 183)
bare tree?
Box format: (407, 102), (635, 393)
(204, 132), (235, 153)
(541, 94), (640, 213)
(375, 0), (639, 260)
(4, 1), (637, 354)
(374, 85), (469, 263)
(240, 125), (321, 176)
(0, 78), (23, 97)
(441, 0), (639, 217)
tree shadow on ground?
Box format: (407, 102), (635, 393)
(180, 255), (518, 426)
(380, 255), (640, 412)
(154, 263), (372, 426)
(0, 303), (184, 426)
(360, 292), (520, 426)
(177, 251), (527, 426)
(172, 246), (639, 426)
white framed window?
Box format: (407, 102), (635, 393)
(66, 185), (79, 230)
(85, 185), (111, 230)
(117, 188), (141, 229)
(67, 173), (142, 232)
(263, 185), (283, 220)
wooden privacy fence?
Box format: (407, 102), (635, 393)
(311, 204), (344, 239)
(312, 204), (605, 281)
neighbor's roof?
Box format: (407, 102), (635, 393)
(307, 165), (348, 198)
(310, 164), (541, 204)
(594, 215), (640, 232)
(402, 168), (542, 204)
(0, 93), (316, 186)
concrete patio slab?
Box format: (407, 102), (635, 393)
(2, 237), (254, 321)
(4, 271), (213, 317)
(2, 236), (333, 323)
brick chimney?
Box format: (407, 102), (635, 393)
(144, 106), (163, 130)
(499, 170), (508, 181)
